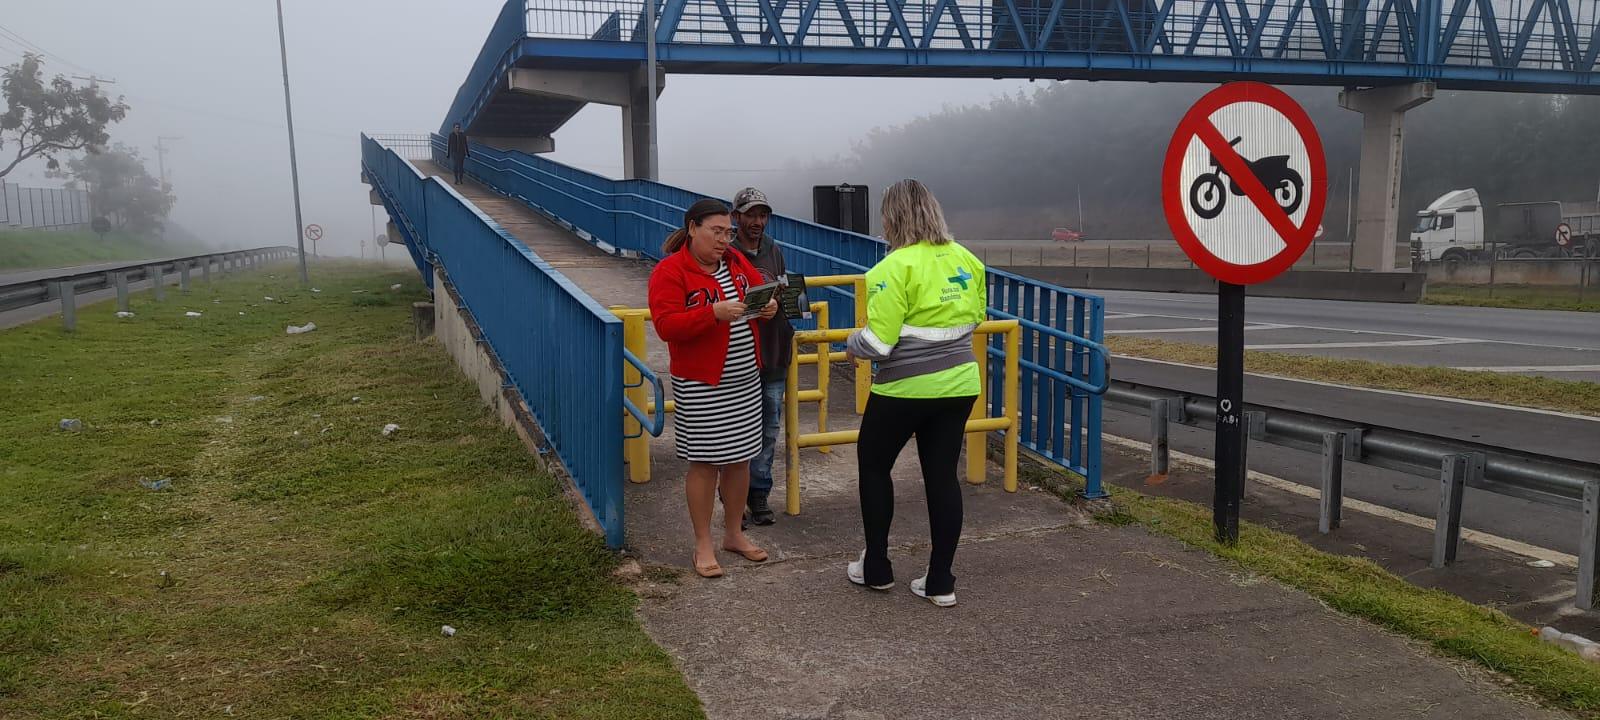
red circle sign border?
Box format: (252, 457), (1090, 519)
(1162, 82), (1328, 286)
(305, 224), (323, 241)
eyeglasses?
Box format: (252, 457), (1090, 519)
(705, 226), (736, 238)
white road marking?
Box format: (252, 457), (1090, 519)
(1104, 309), (1600, 352)
(1107, 323), (1293, 335)
(1246, 338), (1481, 350)
(1451, 364), (1600, 373)
(1102, 434), (1579, 568)
(1112, 354), (1600, 422)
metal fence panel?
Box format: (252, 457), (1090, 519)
(0, 183), (88, 230)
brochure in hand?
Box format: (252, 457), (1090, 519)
(778, 272), (812, 320)
(737, 281), (782, 320)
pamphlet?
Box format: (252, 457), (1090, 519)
(778, 272), (812, 320)
(738, 281), (781, 320)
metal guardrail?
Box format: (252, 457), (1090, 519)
(0, 247), (298, 314)
(785, 319), (1026, 516)
(1103, 377), (1600, 609)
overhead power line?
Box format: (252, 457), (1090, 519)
(0, 23), (108, 79)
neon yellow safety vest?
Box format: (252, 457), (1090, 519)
(852, 240), (988, 398)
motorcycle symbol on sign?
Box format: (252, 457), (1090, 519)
(1188, 137), (1305, 220)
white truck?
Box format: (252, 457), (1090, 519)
(1409, 188), (1600, 265)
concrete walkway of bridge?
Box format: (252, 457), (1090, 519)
(430, 164), (1571, 720)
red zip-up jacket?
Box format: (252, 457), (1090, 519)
(648, 244), (766, 385)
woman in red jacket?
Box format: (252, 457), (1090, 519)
(649, 198), (778, 578)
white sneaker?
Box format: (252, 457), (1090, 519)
(847, 550), (894, 590)
(911, 574), (957, 607)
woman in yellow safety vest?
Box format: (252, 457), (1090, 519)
(844, 179), (987, 608)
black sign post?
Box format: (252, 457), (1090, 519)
(1213, 282), (1246, 544)
(1162, 82), (1327, 547)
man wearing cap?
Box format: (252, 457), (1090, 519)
(731, 187), (792, 526)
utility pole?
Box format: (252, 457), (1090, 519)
(153, 136), (181, 241)
(1077, 182), (1085, 234)
(275, 0), (310, 285)
(73, 75), (119, 225)
(68, 77), (114, 226)
(154, 136), (182, 188)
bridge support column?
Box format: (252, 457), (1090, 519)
(503, 66), (664, 179)
(622, 66), (665, 180)
(1339, 82), (1434, 272)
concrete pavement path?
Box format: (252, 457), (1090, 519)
(433, 167), (1573, 720)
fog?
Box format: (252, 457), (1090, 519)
(6, 1), (1596, 259)
(0, 0), (1032, 257)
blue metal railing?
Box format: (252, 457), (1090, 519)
(435, 136), (874, 331)
(989, 272), (1110, 496)
(363, 140), (435, 284)
(362, 134), (628, 547)
(437, 133), (1111, 494)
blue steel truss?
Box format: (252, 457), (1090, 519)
(445, 0), (1599, 133)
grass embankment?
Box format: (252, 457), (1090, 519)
(1425, 283), (1600, 313)
(0, 228), (207, 271)
(0, 262), (700, 718)
(1022, 463), (1600, 716)
(1107, 336), (1600, 416)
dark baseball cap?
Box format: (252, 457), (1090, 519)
(733, 187), (772, 213)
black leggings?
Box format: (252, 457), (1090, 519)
(857, 392), (977, 595)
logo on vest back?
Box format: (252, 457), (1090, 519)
(941, 267), (973, 303)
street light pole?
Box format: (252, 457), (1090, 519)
(275, 0), (309, 285)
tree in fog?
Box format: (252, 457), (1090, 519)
(53, 144), (175, 235)
(0, 53), (128, 179)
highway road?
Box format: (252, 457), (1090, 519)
(1093, 289), (1600, 382)
(1067, 288), (1598, 555)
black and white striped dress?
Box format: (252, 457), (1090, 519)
(671, 262), (763, 464)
